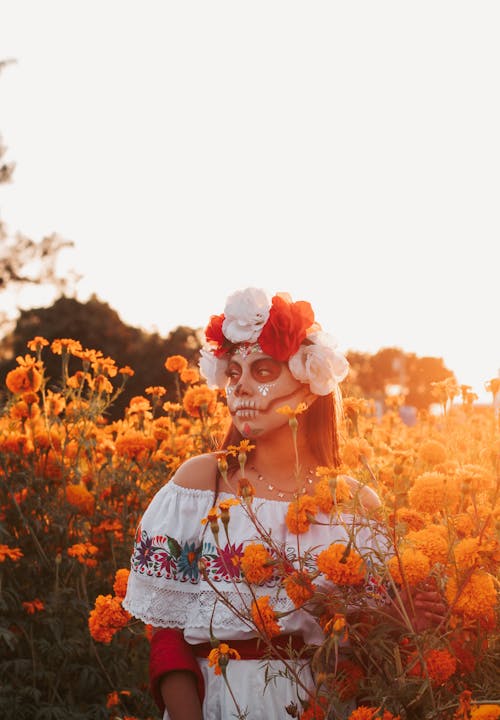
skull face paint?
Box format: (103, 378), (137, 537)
(225, 349), (310, 438)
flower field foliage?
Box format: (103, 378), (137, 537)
(0, 339), (498, 720)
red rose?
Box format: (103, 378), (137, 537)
(204, 314), (227, 356)
(259, 295), (315, 362)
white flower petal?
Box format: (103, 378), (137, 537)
(222, 287), (271, 344)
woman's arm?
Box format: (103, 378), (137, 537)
(159, 670), (203, 720)
(150, 628), (204, 720)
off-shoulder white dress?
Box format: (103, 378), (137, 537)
(123, 479), (385, 720)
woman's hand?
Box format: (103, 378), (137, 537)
(399, 582), (448, 633)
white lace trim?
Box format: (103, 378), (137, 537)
(123, 569), (295, 631)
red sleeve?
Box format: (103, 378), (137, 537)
(149, 628), (205, 713)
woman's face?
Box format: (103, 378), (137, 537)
(225, 345), (310, 438)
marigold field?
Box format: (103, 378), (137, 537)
(0, 339), (499, 720)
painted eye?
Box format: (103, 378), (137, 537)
(251, 359), (282, 382)
(225, 363), (242, 381)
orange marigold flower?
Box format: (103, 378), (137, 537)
(89, 374), (113, 394)
(418, 439), (447, 465)
(316, 543), (365, 586)
(406, 525), (449, 566)
(106, 691), (120, 708)
(335, 659), (366, 701)
(323, 613), (348, 641)
(407, 647), (457, 686)
(284, 570), (316, 607)
(207, 642), (241, 675)
(452, 512), (475, 538)
(68, 542), (99, 567)
(22, 598), (45, 614)
(388, 548), (431, 587)
(6, 365), (43, 394)
(88, 594), (131, 643)
(393, 508), (427, 532)
(44, 390), (66, 416)
(285, 494), (318, 534)
(113, 569), (130, 599)
(348, 708), (377, 720)
(0, 544), (23, 562)
(341, 438), (373, 468)
(51, 338), (83, 355)
(251, 596), (281, 638)
(237, 477), (255, 502)
(299, 697), (328, 720)
(183, 385), (218, 418)
(164, 355), (188, 373)
(347, 709), (400, 720)
(470, 705), (500, 719)
(115, 431), (156, 460)
(27, 336), (49, 351)
(180, 367), (200, 384)
(119, 365), (135, 377)
(314, 475), (351, 513)
(145, 385), (167, 397)
(445, 570), (496, 627)
(241, 543), (274, 584)
(66, 483), (95, 516)
(407, 471), (461, 514)
(454, 536), (483, 570)
(275, 402), (308, 417)
(106, 689), (132, 708)
(456, 464), (496, 494)
(10, 398), (40, 421)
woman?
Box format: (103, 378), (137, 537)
(123, 288), (445, 720)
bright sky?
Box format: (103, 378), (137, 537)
(1, 1), (499, 402)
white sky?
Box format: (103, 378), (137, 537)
(1, 1), (499, 402)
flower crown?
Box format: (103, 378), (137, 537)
(198, 288), (349, 396)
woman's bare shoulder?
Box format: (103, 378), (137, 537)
(172, 453), (219, 492)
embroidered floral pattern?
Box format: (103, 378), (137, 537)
(130, 527), (279, 586)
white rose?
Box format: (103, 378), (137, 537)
(288, 331), (349, 396)
(198, 348), (229, 389)
(222, 287), (271, 344)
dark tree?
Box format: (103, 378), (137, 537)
(0, 295), (202, 419)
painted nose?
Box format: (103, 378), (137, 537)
(234, 376), (251, 396)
